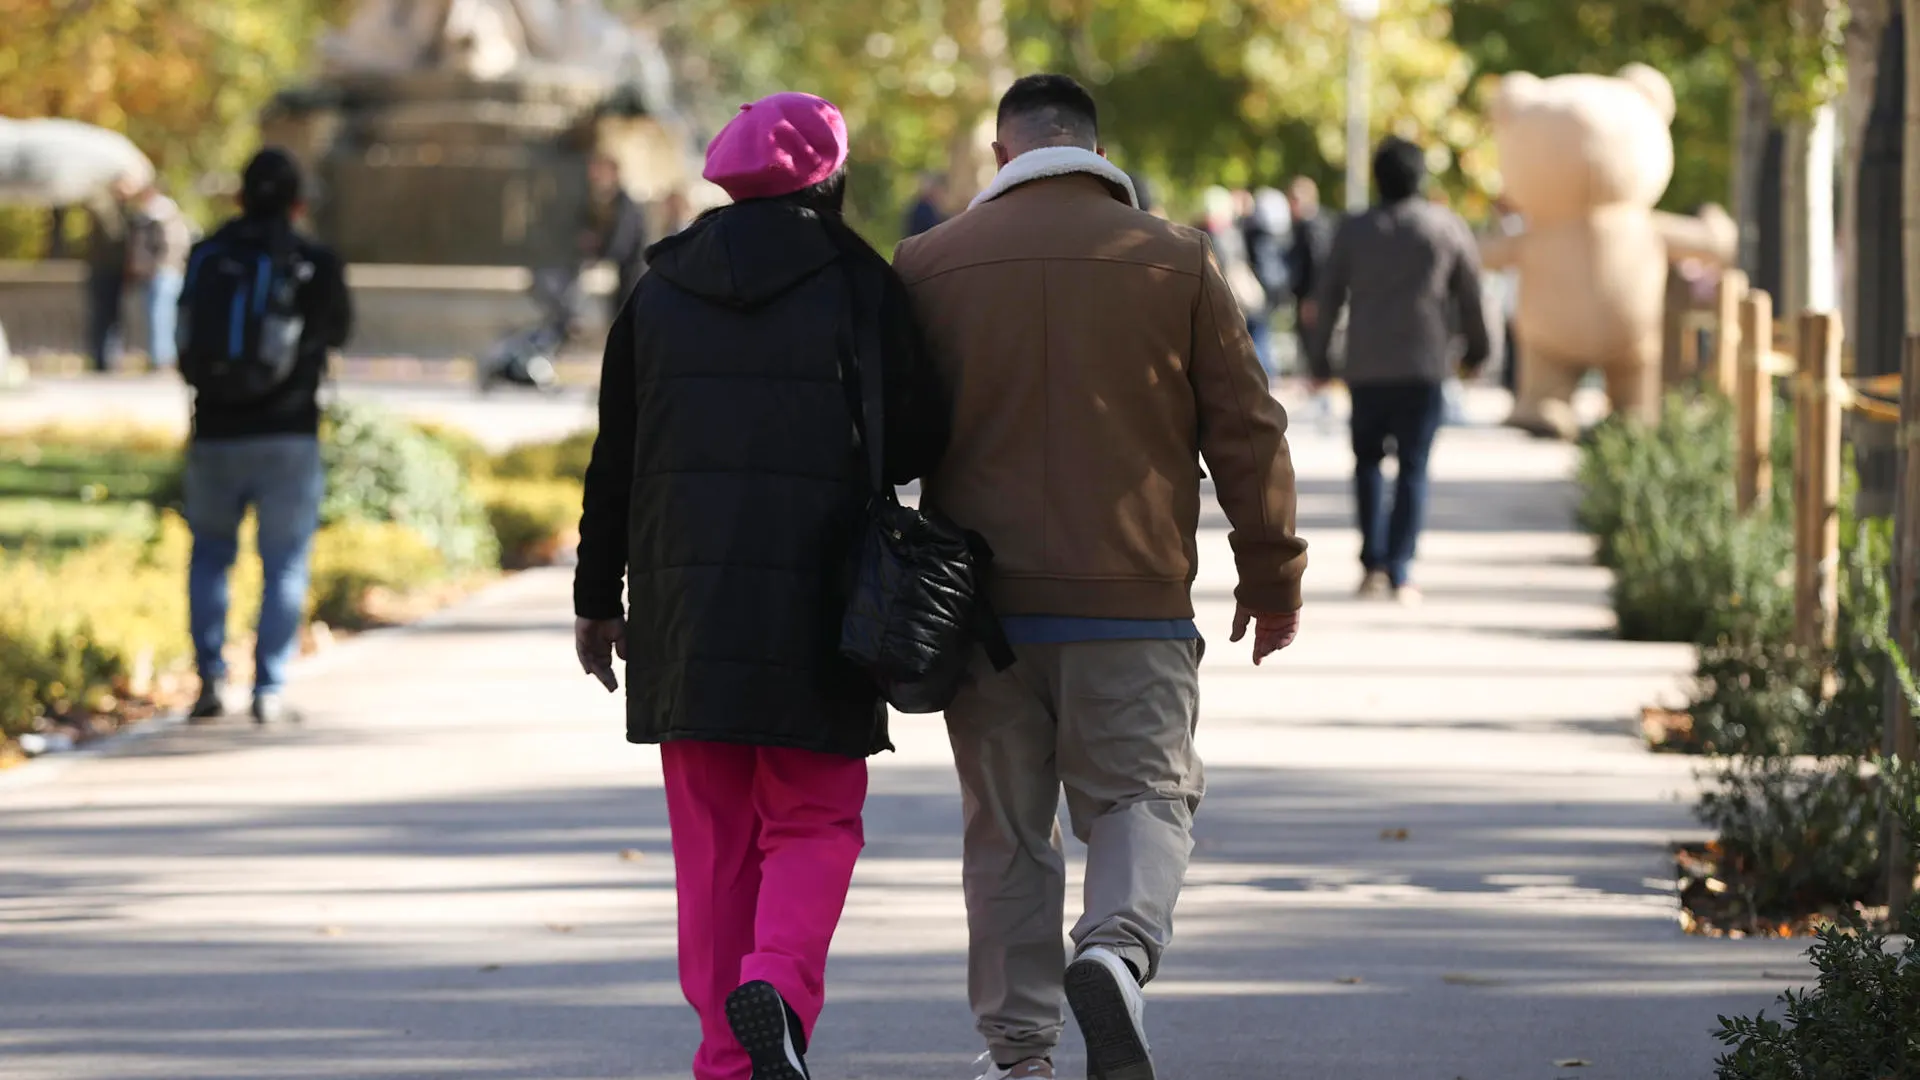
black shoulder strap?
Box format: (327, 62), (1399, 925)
(842, 260), (888, 494)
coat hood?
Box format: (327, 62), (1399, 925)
(645, 200), (840, 309)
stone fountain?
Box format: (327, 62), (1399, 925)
(262, 0), (693, 268)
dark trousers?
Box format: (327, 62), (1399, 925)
(1350, 381), (1445, 588)
(85, 266), (125, 373)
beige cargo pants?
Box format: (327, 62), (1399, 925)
(944, 638), (1204, 1064)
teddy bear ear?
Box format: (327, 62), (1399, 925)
(1490, 71), (1543, 122)
(1617, 63), (1677, 124)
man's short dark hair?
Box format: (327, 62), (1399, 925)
(995, 74), (1099, 144)
(241, 147), (304, 219)
(1372, 137), (1427, 204)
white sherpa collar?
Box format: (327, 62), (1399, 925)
(968, 146), (1139, 210)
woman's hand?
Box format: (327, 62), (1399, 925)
(575, 617), (626, 692)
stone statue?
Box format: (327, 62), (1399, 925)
(324, 0), (637, 80)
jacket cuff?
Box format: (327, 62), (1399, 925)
(573, 580), (625, 621)
(1234, 578), (1303, 615)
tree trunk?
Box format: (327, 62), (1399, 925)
(1732, 61), (1772, 280)
(1885, 0), (1920, 923)
(1784, 0), (1842, 317)
(944, 0), (1015, 203)
(1854, 15), (1907, 518)
(1909, 2), (1920, 330)
(1843, 0), (1894, 336)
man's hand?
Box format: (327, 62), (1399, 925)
(575, 616), (626, 692)
(1230, 606), (1300, 666)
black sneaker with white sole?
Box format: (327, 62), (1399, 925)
(1065, 947), (1155, 1080)
(187, 683), (226, 724)
(726, 980), (810, 1080)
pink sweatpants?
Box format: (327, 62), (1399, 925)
(662, 740), (868, 1080)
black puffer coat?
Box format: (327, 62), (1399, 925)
(574, 200), (948, 758)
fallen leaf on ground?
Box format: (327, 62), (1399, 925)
(317, 926), (345, 937)
(1379, 828), (1409, 841)
(1335, 976), (1363, 985)
(619, 849), (645, 861)
(1552, 1060), (1593, 1068)
(480, 964), (502, 973)
(547, 923), (575, 933)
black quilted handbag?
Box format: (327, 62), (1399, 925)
(837, 264), (1014, 713)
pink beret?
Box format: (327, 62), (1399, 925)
(702, 92), (850, 202)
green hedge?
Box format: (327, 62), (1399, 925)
(321, 402), (498, 572)
(1576, 396), (1795, 645)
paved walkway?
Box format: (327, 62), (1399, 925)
(0, 403), (1808, 1080)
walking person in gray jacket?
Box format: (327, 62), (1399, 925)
(1306, 136), (1491, 604)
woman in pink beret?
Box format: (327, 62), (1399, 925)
(572, 92), (949, 1080)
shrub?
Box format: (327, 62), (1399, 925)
(490, 429), (596, 482)
(481, 478), (583, 569)
(0, 623), (126, 740)
(320, 402), (497, 571)
(411, 420), (494, 481)
(1697, 756), (1886, 921)
(1576, 396), (1797, 644)
(1681, 520), (1894, 757)
(307, 520), (449, 629)
(1711, 772), (1920, 1079)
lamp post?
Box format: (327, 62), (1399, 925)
(1340, 0), (1380, 213)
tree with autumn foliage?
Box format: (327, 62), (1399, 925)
(639, 0), (1492, 240)
(0, 0), (348, 256)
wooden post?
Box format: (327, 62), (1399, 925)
(1715, 269), (1749, 397)
(1794, 311), (1845, 655)
(1889, 332), (1920, 918)
(1737, 289), (1775, 513)
(1662, 265), (1691, 393)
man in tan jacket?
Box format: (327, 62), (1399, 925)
(894, 74), (1306, 1080)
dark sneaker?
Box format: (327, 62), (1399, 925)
(1066, 947), (1155, 1080)
(187, 683), (227, 724)
(726, 980), (809, 1080)
(251, 694), (302, 726)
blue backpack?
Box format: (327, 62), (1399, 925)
(177, 229), (310, 403)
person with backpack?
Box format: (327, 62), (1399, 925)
(177, 148), (352, 724)
(571, 92), (947, 1080)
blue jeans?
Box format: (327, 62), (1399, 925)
(1246, 316), (1275, 378)
(186, 436), (324, 696)
(1350, 382), (1446, 588)
(145, 270), (183, 369)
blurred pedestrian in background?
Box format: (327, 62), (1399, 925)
(1201, 185), (1273, 377)
(1486, 197), (1525, 396)
(903, 171), (947, 237)
(582, 153), (648, 315)
(572, 91), (948, 1080)
(1306, 136), (1490, 605)
(1243, 186), (1293, 377)
(84, 191), (130, 373)
(123, 176), (193, 370)
(1284, 176), (1332, 355)
(656, 188), (695, 238)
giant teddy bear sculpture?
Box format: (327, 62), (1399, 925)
(1481, 63), (1738, 440)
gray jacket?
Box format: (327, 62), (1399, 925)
(1305, 198), (1491, 386)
